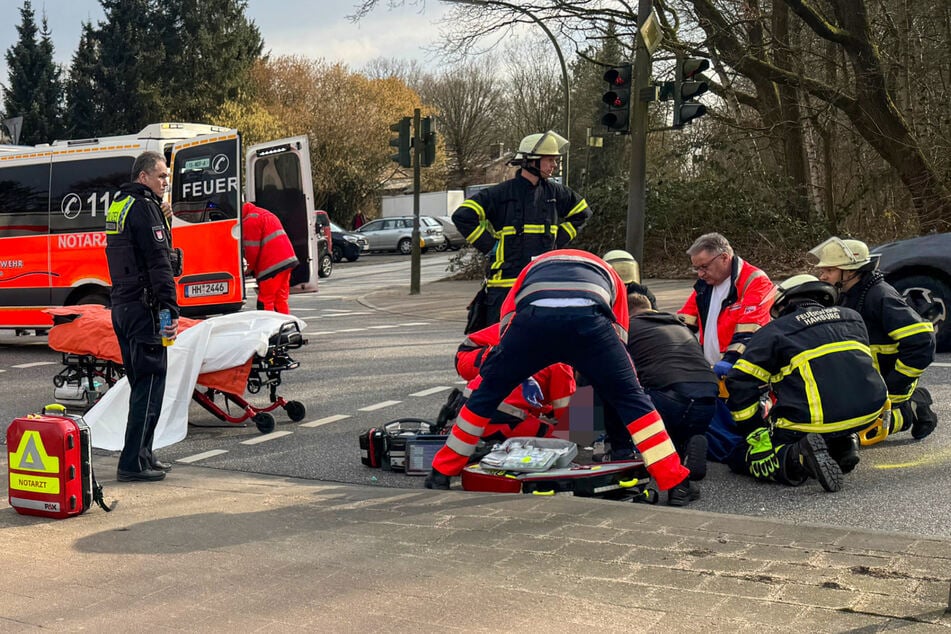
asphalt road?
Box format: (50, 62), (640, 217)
(2, 251), (949, 537)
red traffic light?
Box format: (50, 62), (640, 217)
(603, 66), (632, 87)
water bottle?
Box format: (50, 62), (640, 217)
(159, 309), (174, 347)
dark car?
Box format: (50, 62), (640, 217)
(872, 233), (950, 351)
(426, 216), (466, 251)
(329, 220), (369, 262)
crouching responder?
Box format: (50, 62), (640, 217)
(425, 249), (691, 500)
(725, 275), (889, 492)
(809, 237), (937, 440)
(452, 131), (591, 333)
(449, 323), (576, 443)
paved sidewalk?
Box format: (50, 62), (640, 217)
(1, 278), (949, 631)
(1, 458), (949, 632)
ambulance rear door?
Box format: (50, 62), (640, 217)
(245, 136), (317, 293)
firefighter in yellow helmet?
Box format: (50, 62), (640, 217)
(808, 237), (937, 440)
(453, 131), (592, 333)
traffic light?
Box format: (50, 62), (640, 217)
(390, 117), (411, 167)
(420, 116), (436, 167)
(673, 57), (710, 128)
(601, 64), (633, 133)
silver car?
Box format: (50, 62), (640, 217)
(357, 216), (444, 254)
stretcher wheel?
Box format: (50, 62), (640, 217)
(284, 400), (306, 422)
(253, 412), (275, 434)
(53, 375), (65, 388)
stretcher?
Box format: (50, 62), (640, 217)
(45, 305), (307, 435)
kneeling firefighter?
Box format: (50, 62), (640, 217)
(725, 275), (889, 492)
(809, 237), (938, 440)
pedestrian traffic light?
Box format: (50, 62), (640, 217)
(420, 116), (436, 168)
(390, 117), (411, 167)
(601, 64), (633, 133)
(673, 57), (710, 128)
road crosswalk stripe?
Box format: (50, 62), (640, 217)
(300, 414), (350, 428)
(359, 400), (401, 411)
(410, 386), (454, 397)
(241, 431), (294, 445)
(178, 449), (229, 463)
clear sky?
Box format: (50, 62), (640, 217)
(0, 0), (450, 84)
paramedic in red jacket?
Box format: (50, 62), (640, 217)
(453, 324), (576, 442)
(678, 233), (773, 378)
(426, 249), (690, 496)
(242, 202), (299, 314)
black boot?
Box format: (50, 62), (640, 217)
(825, 434), (859, 474)
(667, 478), (700, 506)
(910, 387), (938, 440)
(795, 434), (843, 492)
(684, 434), (708, 481)
(424, 469), (451, 490)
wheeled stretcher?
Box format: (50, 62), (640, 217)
(45, 305), (307, 435)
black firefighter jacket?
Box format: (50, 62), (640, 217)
(452, 172), (591, 289)
(838, 270), (935, 404)
(726, 301), (888, 436)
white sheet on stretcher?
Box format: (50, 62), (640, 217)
(85, 310), (306, 451)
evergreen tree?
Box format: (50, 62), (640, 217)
(157, 0), (263, 123)
(64, 22), (102, 138)
(2, 1), (65, 144)
(94, 0), (165, 134)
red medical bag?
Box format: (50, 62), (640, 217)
(6, 407), (111, 519)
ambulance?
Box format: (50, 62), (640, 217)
(0, 123), (320, 330)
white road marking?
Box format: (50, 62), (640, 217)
(336, 328), (367, 333)
(306, 331), (336, 336)
(359, 400), (402, 411)
(398, 322), (430, 327)
(931, 362), (951, 367)
(11, 361), (57, 369)
(177, 449), (229, 463)
(241, 430), (294, 445)
(320, 311), (372, 317)
(300, 414), (351, 428)
(410, 386), (454, 397)
(367, 325), (399, 329)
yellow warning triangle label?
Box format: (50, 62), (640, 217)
(10, 430), (59, 474)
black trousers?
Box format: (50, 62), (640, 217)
(112, 302), (167, 472)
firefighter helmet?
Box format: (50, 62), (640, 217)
(771, 274), (838, 318)
(513, 130), (569, 161)
(603, 249), (640, 284)
(807, 237), (871, 270)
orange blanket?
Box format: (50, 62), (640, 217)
(45, 305), (252, 396)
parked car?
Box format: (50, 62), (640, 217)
(356, 216), (444, 254)
(329, 220), (369, 262)
(872, 233), (950, 351)
(426, 216), (466, 251)
(313, 210), (334, 278)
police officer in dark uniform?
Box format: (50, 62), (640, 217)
(452, 131), (591, 332)
(105, 151), (180, 482)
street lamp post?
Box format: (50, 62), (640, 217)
(444, 0), (571, 185)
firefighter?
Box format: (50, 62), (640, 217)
(453, 131), (591, 333)
(725, 275), (889, 491)
(450, 323), (576, 443)
(678, 233), (773, 377)
(105, 151), (179, 482)
(242, 202), (299, 314)
(809, 237), (937, 440)
(425, 249), (692, 502)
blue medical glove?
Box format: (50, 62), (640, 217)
(713, 360), (734, 379)
(521, 377), (544, 407)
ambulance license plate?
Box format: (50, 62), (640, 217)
(185, 281), (229, 298)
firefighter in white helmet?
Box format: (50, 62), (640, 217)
(453, 131), (591, 333)
(808, 237), (937, 440)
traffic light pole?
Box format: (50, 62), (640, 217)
(411, 108), (422, 295)
(625, 0), (653, 263)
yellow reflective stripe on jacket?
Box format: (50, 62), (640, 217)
(565, 199), (588, 218)
(889, 321), (934, 340)
(105, 196), (135, 235)
(520, 223), (556, 235)
(560, 221), (577, 240)
(895, 358), (925, 379)
(459, 199), (492, 243)
(731, 401), (761, 422)
(734, 358), (771, 383)
(774, 408), (882, 434)
(799, 360), (822, 423)
(773, 340), (873, 383)
(887, 381), (916, 405)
